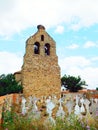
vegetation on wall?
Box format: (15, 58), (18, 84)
(1, 110), (98, 130)
(0, 74), (23, 96)
(61, 74), (87, 92)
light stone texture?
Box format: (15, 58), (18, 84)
(15, 25), (61, 98)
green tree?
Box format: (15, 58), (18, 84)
(61, 74), (87, 92)
(0, 74), (23, 96)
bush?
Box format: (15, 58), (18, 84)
(0, 74), (23, 96)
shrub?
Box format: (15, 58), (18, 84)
(0, 74), (23, 96)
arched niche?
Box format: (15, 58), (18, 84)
(41, 35), (44, 41)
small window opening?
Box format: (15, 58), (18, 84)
(34, 42), (40, 54)
(44, 43), (50, 55)
(41, 35), (44, 41)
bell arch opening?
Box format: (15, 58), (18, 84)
(44, 43), (50, 55)
(34, 42), (40, 54)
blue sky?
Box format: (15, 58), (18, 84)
(0, 0), (98, 89)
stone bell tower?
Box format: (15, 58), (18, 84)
(21, 25), (61, 97)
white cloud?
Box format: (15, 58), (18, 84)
(59, 56), (98, 89)
(84, 41), (97, 48)
(0, 51), (23, 75)
(55, 25), (64, 34)
(81, 67), (98, 89)
(0, 0), (98, 37)
(91, 56), (98, 61)
(66, 44), (79, 49)
(59, 56), (91, 70)
(70, 23), (82, 31)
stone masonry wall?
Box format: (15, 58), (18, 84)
(21, 25), (61, 98)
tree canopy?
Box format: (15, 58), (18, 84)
(0, 74), (23, 96)
(61, 74), (87, 92)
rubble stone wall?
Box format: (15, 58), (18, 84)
(14, 25), (61, 98)
(22, 25), (61, 98)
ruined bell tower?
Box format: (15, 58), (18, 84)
(21, 25), (61, 97)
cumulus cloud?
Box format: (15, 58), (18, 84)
(84, 41), (97, 48)
(55, 25), (64, 34)
(0, 51), (23, 75)
(59, 56), (91, 70)
(59, 56), (98, 89)
(91, 56), (98, 61)
(0, 0), (98, 37)
(66, 43), (79, 49)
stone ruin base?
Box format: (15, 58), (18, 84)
(0, 93), (98, 126)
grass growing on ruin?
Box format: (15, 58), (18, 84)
(1, 110), (98, 130)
